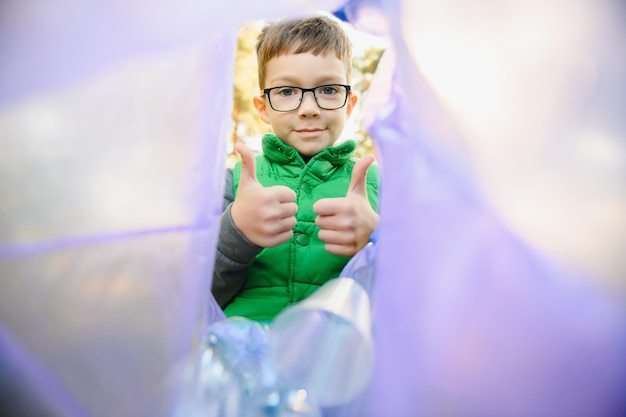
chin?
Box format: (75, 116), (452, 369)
(300, 147), (324, 157)
(292, 143), (318, 154)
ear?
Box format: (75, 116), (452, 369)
(253, 95), (271, 124)
(345, 92), (358, 118)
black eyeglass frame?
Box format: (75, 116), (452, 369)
(262, 84), (352, 112)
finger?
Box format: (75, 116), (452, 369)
(279, 215), (298, 230)
(315, 212), (353, 230)
(318, 229), (355, 245)
(278, 202), (299, 219)
(235, 143), (258, 185)
(260, 216), (297, 235)
(313, 197), (341, 216)
(264, 204), (297, 223)
(348, 154), (375, 196)
(323, 242), (358, 257)
(265, 229), (294, 248)
(271, 185), (297, 203)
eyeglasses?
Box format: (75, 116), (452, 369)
(263, 84), (351, 112)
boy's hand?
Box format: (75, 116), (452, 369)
(231, 143), (298, 248)
(313, 155), (379, 257)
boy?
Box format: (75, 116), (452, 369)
(212, 15), (380, 322)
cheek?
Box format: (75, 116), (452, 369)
(271, 113), (290, 127)
(265, 111), (283, 127)
(330, 113), (347, 129)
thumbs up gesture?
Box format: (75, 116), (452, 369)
(231, 143), (298, 248)
(313, 155), (379, 256)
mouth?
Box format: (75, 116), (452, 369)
(295, 128), (325, 138)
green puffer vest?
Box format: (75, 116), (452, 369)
(224, 134), (379, 322)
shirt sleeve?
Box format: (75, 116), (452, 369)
(211, 168), (263, 308)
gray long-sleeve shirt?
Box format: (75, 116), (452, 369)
(211, 168), (263, 308)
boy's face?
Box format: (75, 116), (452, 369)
(254, 52), (358, 157)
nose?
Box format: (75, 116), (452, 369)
(297, 90), (321, 117)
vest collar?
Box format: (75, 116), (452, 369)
(261, 133), (357, 166)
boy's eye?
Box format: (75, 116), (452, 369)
(275, 87), (297, 97)
(318, 85), (339, 96)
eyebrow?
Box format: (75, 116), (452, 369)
(267, 75), (346, 87)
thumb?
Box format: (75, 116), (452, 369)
(235, 143), (258, 185)
(348, 154), (375, 196)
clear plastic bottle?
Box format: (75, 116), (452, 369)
(268, 241), (377, 408)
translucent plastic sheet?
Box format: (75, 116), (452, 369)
(1, 0), (625, 416)
(354, 1), (626, 416)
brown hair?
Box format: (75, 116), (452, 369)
(256, 15), (353, 90)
